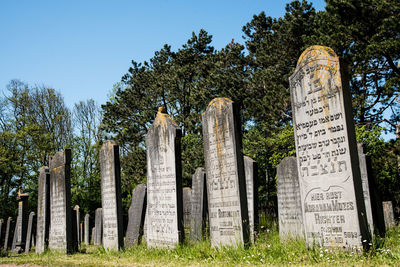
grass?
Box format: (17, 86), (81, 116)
(1, 225), (400, 266)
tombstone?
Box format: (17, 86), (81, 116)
(84, 214), (90, 245)
(73, 205), (80, 247)
(91, 227), (95, 245)
(36, 166), (50, 254)
(25, 212), (35, 253)
(290, 45), (370, 249)
(94, 208), (103, 245)
(11, 219), (18, 251)
(383, 201), (395, 229)
(146, 107), (184, 248)
(277, 157), (304, 239)
(100, 140), (124, 251)
(190, 168), (208, 242)
(183, 187), (192, 231)
(125, 184), (147, 247)
(3, 217), (12, 251)
(202, 97), (249, 247)
(12, 189), (29, 253)
(48, 149), (76, 253)
(244, 156), (258, 243)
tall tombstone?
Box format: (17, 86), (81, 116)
(125, 184), (147, 247)
(48, 149), (76, 253)
(3, 217), (12, 251)
(36, 166), (50, 254)
(277, 157), (305, 239)
(190, 168), (208, 242)
(244, 156), (258, 243)
(84, 214), (90, 246)
(13, 189), (29, 253)
(100, 140), (124, 251)
(146, 107), (184, 248)
(183, 187), (192, 231)
(202, 98), (249, 247)
(383, 201), (395, 229)
(91, 227), (95, 245)
(94, 208), (103, 245)
(290, 45), (370, 249)
(73, 205), (80, 247)
(25, 212), (35, 253)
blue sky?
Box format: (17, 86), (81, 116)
(0, 0), (326, 110)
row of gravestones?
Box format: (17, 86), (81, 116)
(275, 45), (397, 250)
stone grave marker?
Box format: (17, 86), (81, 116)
(73, 205), (80, 247)
(290, 45), (370, 249)
(94, 208), (103, 245)
(25, 212), (35, 253)
(36, 166), (50, 254)
(3, 217), (12, 251)
(11, 219), (18, 251)
(146, 107), (184, 248)
(244, 156), (258, 243)
(183, 187), (192, 231)
(91, 227), (95, 244)
(202, 97), (249, 247)
(383, 201), (395, 229)
(100, 140), (124, 251)
(190, 167), (208, 242)
(84, 214), (90, 245)
(13, 189), (29, 253)
(48, 149), (76, 253)
(277, 157), (304, 239)
(125, 184), (147, 247)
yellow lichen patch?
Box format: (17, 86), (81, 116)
(154, 107), (178, 129)
(208, 97), (232, 112)
(297, 45), (338, 67)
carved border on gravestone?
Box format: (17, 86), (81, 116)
(290, 45), (370, 249)
(36, 166), (50, 254)
(125, 184), (147, 247)
(202, 98), (249, 247)
(100, 140), (124, 251)
(145, 107), (184, 248)
(190, 167), (208, 242)
(48, 149), (76, 253)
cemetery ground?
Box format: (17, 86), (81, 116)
(1, 224), (400, 266)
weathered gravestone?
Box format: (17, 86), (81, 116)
(202, 97), (249, 247)
(357, 144), (373, 232)
(84, 214), (90, 245)
(383, 201), (395, 229)
(125, 184), (147, 247)
(146, 107), (184, 248)
(190, 168), (208, 242)
(13, 189), (29, 253)
(36, 166), (50, 254)
(3, 217), (12, 251)
(183, 187), (192, 231)
(25, 212), (35, 253)
(91, 227), (95, 245)
(244, 156), (258, 243)
(73, 205), (80, 246)
(290, 45), (370, 249)
(100, 140), (124, 251)
(94, 208), (103, 245)
(277, 157), (305, 239)
(48, 149), (76, 253)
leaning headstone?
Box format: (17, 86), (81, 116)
(11, 219), (18, 251)
(36, 166), (50, 254)
(125, 184), (147, 247)
(73, 205), (80, 247)
(190, 168), (208, 242)
(48, 149), (76, 253)
(277, 157), (304, 239)
(146, 107), (184, 248)
(94, 208), (103, 245)
(3, 217), (12, 251)
(383, 201), (395, 229)
(84, 214), (90, 245)
(183, 187), (192, 231)
(290, 45), (370, 249)
(100, 140), (124, 251)
(91, 227), (95, 245)
(25, 212), (35, 253)
(202, 97), (249, 247)
(13, 189), (29, 253)
(244, 156), (258, 243)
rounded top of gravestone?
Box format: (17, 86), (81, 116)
(152, 106), (179, 128)
(50, 149), (72, 169)
(296, 45), (338, 68)
(243, 155), (255, 163)
(39, 166), (49, 173)
(74, 205), (80, 210)
(207, 97), (232, 109)
(29, 211), (35, 216)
